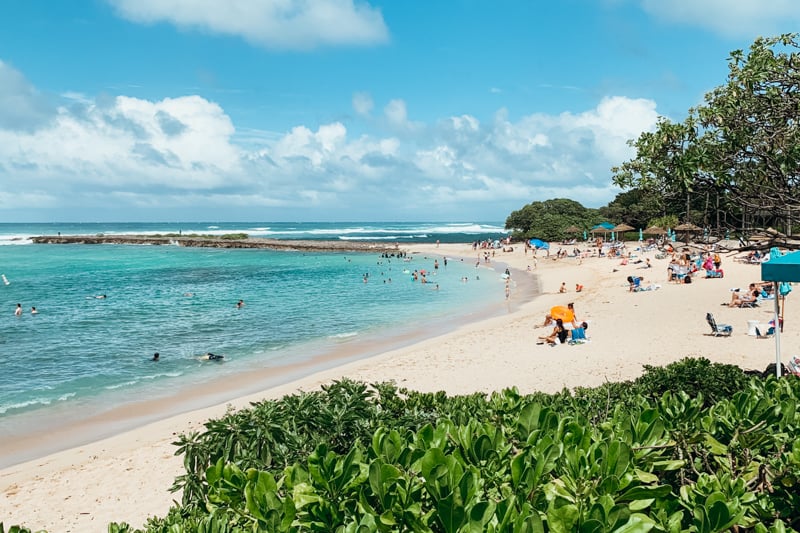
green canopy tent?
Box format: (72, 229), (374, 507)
(761, 249), (799, 377)
(590, 222), (615, 242)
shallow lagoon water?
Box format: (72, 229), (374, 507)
(0, 241), (505, 434)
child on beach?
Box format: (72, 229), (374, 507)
(559, 282), (567, 293)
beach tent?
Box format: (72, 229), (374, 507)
(590, 222), (615, 241)
(529, 238), (549, 250)
(761, 249), (800, 377)
(591, 222), (614, 232)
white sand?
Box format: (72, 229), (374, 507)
(1, 242), (792, 532)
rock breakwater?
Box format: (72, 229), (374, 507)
(30, 234), (401, 253)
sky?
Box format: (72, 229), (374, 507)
(0, 1), (797, 223)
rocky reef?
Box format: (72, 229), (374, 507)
(30, 234), (401, 253)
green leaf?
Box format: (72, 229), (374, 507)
(633, 469), (659, 484)
(613, 513), (656, 533)
(618, 484), (672, 502)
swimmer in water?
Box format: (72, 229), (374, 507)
(152, 352), (160, 361)
(201, 352), (225, 361)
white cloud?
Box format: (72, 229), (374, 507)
(0, 61), (661, 218)
(384, 99), (407, 128)
(107, 0), (389, 50)
(0, 92), (243, 199)
(352, 92), (373, 116)
(0, 60), (55, 131)
(640, 0), (800, 38)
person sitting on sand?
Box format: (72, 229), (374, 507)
(571, 321), (589, 341)
(538, 318), (568, 346)
(729, 284), (760, 307)
(559, 282), (567, 293)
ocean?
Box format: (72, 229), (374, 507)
(0, 222), (518, 466)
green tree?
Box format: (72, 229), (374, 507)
(598, 189), (664, 230)
(505, 198), (599, 242)
(613, 34), (800, 237)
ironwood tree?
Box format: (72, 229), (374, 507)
(612, 34), (800, 238)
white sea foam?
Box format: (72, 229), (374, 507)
(329, 331), (359, 339)
(142, 371), (183, 380)
(104, 380), (139, 390)
(0, 235), (34, 245)
(0, 397), (53, 414)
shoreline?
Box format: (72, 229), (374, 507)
(1, 241), (793, 532)
(0, 251), (536, 470)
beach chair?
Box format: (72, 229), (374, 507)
(706, 313), (733, 336)
(739, 298), (758, 309)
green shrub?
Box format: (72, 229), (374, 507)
(10, 358), (800, 532)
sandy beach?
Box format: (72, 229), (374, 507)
(1, 241), (793, 532)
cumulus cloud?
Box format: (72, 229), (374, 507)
(0, 60), (55, 131)
(639, 0), (800, 38)
(107, 0), (389, 50)
(0, 92), (243, 202)
(0, 59), (660, 218)
(411, 96), (660, 209)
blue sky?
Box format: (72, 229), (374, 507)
(0, 1), (796, 222)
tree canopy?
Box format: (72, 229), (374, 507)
(505, 198), (601, 241)
(612, 34), (800, 237)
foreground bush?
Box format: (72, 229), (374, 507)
(5, 358), (799, 532)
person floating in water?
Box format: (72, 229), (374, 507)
(236, 299), (245, 308)
(31, 306), (38, 315)
(152, 352), (160, 361)
(205, 352), (224, 361)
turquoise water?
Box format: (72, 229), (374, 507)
(0, 224), (515, 461)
